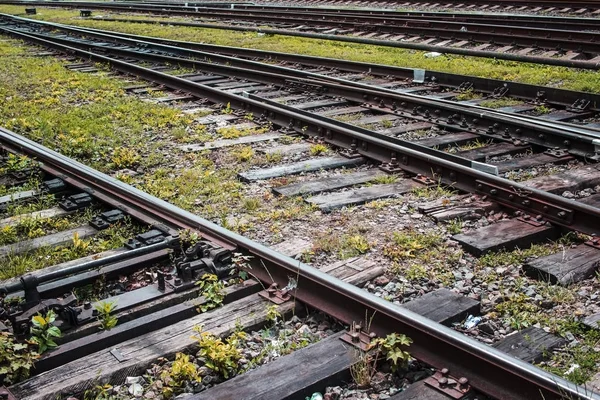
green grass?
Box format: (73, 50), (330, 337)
(0, 39), (194, 172)
(2, 6), (599, 93)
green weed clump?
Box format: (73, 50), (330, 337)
(0, 332), (38, 385)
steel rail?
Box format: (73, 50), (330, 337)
(3, 27), (600, 238)
(0, 126), (597, 400)
(47, 20), (600, 110)
(87, 16), (600, 70)
(5, 15), (599, 160)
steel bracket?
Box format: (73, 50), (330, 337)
(40, 178), (66, 194)
(424, 369), (472, 399)
(545, 148), (569, 158)
(258, 283), (292, 304)
(458, 82), (473, 92)
(340, 323), (375, 352)
(59, 192), (92, 211)
(90, 209), (126, 230)
(379, 157), (403, 173)
(0, 386), (17, 400)
(412, 174), (436, 186)
(125, 229), (169, 249)
(567, 99), (591, 113)
(475, 180), (574, 224)
(491, 85), (509, 98)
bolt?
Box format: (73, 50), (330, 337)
(441, 368), (449, 376)
(174, 278), (182, 286)
(508, 194), (514, 200)
(522, 200), (530, 206)
(92, 309), (99, 316)
(350, 332), (360, 343)
(523, 215), (530, 220)
(557, 211), (567, 219)
(490, 189), (497, 195)
(84, 301), (92, 309)
(458, 377), (469, 388)
(438, 377), (448, 387)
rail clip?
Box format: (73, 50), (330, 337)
(424, 368), (472, 399)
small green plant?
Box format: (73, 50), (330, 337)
(266, 305), (282, 326)
(0, 332), (38, 385)
(111, 147), (140, 168)
(192, 326), (246, 378)
(222, 102), (233, 114)
(160, 353), (201, 398)
(94, 300), (118, 331)
(4, 153), (34, 172)
(340, 234), (371, 258)
(446, 219), (464, 234)
(309, 143), (328, 156)
(381, 119), (394, 129)
(265, 151), (283, 164)
(233, 146), (254, 162)
(534, 105), (552, 115)
(350, 349), (375, 388)
(230, 253), (253, 281)
(29, 309), (61, 354)
(83, 384), (114, 400)
(242, 197), (261, 212)
(370, 332), (412, 372)
(196, 274), (225, 312)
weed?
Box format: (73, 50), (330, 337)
(478, 98), (522, 109)
(350, 349), (375, 388)
(534, 105), (552, 114)
(381, 119), (394, 129)
(373, 174), (398, 184)
(266, 305), (282, 326)
(195, 274), (225, 312)
(242, 197), (261, 212)
(111, 147), (140, 169)
(0, 332), (38, 385)
(371, 332), (412, 372)
(446, 219), (463, 234)
(264, 151), (282, 164)
(309, 143), (328, 156)
(312, 229), (371, 259)
(29, 310), (61, 353)
(411, 184), (456, 199)
(160, 353), (201, 398)
(94, 300), (118, 331)
(455, 89), (482, 101)
(232, 146), (254, 162)
(192, 326), (246, 379)
(384, 229), (443, 261)
(222, 102), (233, 114)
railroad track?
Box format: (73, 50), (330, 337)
(250, 0), (600, 13)
(2, 12), (600, 400)
(2, 0), (600, 69)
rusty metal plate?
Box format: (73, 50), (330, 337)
(424, 370), (471, 399)
(476, 180), (574, 224)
